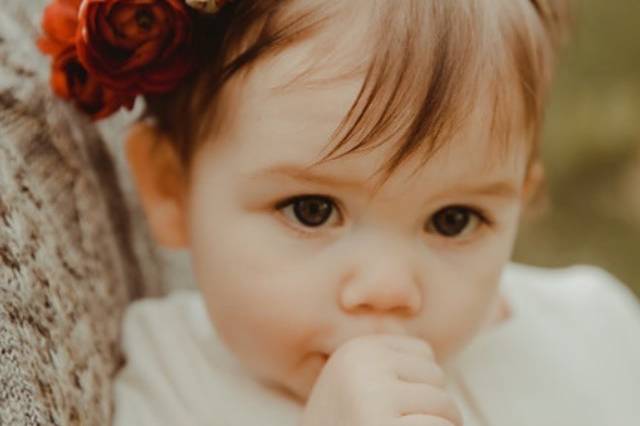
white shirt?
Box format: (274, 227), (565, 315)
(113, 264), (640, 425)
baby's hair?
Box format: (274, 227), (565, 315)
(144, 0), (571, 179)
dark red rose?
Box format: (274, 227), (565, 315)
(38, 0), (83, 56)
(38, 0), (197, 120)
(76, 0), (195, 94)
(51, 47), (135, 119)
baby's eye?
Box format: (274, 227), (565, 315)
(277, 195), (341, 229)
(425, 206), (486, 238)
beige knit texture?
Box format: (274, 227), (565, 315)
(0, 1), (163, 424)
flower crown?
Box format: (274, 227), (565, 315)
(38, 0), (231, 120)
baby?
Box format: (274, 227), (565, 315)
(37, 0), (640, 425)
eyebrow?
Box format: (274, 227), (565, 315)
(248, 164), (520, 199)
(447, 180), (520, 199)
(247, 164), (367, 189)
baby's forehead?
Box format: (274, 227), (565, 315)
(235, 58), (525, 174)
(233, 71), (529, 199)
(240, 127), (528, 208)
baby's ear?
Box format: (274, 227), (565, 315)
(125, 122), (189, 249)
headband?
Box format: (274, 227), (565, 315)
(37, 0), (230, 120)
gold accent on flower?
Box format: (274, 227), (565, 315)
(185, 0), (226, 14)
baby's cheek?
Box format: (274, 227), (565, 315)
(204, 295), (291, 377)
(203, 272), (325, 376)
(428, 270), (503, 362)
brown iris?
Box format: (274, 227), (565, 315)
(430, 206), (472, 237)
(292, 196), (334, 227)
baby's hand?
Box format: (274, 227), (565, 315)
(300, 335), (463, 426)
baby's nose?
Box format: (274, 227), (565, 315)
(338, 263), (422, 317)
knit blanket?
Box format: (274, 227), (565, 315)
(0, 1), (162, 424)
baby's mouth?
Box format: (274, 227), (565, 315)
(293, 352), (330, 400)
(304, 351), (329, 369)
(310, 351), (329, 366)
(320, 353), (329, 363)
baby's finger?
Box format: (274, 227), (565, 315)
(392, 356), (447, 388)
(376, 334), (435, 359)
(392, 383), (463, 426)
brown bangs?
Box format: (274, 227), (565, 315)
(143, 0), (569, 176)
(317, 0), (565, 181)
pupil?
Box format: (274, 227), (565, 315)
(135, 9), (154, 31)
(294, 197), (332, 227)
(433, 207), (470, 237)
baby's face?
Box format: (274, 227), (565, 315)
(182, 46), (530, 401)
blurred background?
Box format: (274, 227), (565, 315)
(513, 0), (640, 296)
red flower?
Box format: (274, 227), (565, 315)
(38, 0), (198, 119)
(76, 0), (195, 94)
(51, 47), (135, 119)
(38, 0), (135, 119)
(38, 0), (83, 56)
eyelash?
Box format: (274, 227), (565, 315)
(427, 205), (493, 240)
(274, 195), (343, 238)
(274, 195), (493, 238)
(446, 206), (492, 226)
